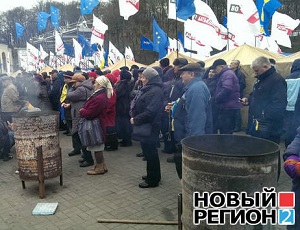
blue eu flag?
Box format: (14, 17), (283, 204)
(140, 36), (153, 51)
(152, 17), (169, 59)
(15, 23), (25, 39)
(38, 12), (50, 31)
(63, 42), (75, 58)
(80, 0), (100, 15)
(78, 34), (98, 57)
(50, 5), (60, 29)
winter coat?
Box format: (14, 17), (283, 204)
(49, 77), (62, 111)
(214, 67), (241, 110)
(115, 79), (133, 116)
(248, 66), (287, 136)
(1, 83), (19, 112)
(174, 77), (212, 142)
(106, 89), (117, 127)
(79, 88), (109, 140)
(130, 75), (164, 140)
(66, 80), (93, 134)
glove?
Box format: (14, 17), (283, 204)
(284, 155), (300, 179)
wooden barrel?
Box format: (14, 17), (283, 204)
(181, 135), (279, 230)
(13, 111), (61, 180)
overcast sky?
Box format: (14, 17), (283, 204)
(0, 0), (81, 13)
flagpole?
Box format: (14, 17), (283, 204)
(175, 10), (179, 58)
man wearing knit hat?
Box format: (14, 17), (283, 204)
(130, 67), (163, 188)
(170, 63), (212, 179)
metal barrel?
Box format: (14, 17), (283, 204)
(181, 135), (279, 230)
(12, 111), (62, 180)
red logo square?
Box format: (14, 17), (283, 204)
(278, 192), (295, 208)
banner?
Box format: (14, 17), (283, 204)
(55, 30), (65, 55)
(73, 38), (83, 66)
(108, 41), (124, 64)
(119, 0), (139, 20)
(50, 5), (60, 29)
(271, 11), (300, 48)
(38, 12), (50, 31)
(90, 14), (108, 47)
(80, 0), (100, 15)
(140, 36), (153, 50)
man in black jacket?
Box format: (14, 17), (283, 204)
(241, 56), (287, 144)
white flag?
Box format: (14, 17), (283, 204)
(184, 20), (213, 59)
(167, 38), (185, 54)
(125, 46), (135, 61)
(55, 30), (65, 55)
(26, 42), (39, 72)
(108, 41), (124, 64)
(189, 0), (225, 50)
(255, 35), (282, 54)
(227, 0), (261, 45)
(271, 11), (300, 48)
(39, 44), (49, 65)
(6, 51), (11, 74)
(119, 0), (139, 20)
(73, 38), (83, 66)
(91, 14), (108, 46)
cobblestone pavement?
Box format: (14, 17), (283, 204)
(0, 132), (291, 230)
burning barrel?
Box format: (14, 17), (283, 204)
(12, 111), (62, 197)
(181, 134), (279, 230)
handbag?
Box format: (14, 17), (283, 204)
(132, 123), (152, 141)
(78, 118), (104, 147)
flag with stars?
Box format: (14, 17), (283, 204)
(152, 17), (169, 59)
(80, 0), (100, 15)
(15, 23), (25, 38)
(50, 5), (60, 29)
(38, 12), (50, 31)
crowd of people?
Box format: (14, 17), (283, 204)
(0, 56), (300, 193)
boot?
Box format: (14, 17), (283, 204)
(87, 163), (106, 175)
(103, 163), (108, 173)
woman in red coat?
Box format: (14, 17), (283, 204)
(79, 76), (113, 175)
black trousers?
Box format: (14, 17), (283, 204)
(218, 109), (237, 134)
(72, 132), (93, 163)
(141, 140), (161, 185)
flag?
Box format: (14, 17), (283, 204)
(108, 41), (124, 64)
(153, 17), (169, 59)
(184, 19), (213, 59)
(15, 23), (25, 39)
(80, 0), (100, 15)
(256, 0), (282, 35)
(271, 11), (300, 48)
(176, 0), (196, 21)
(37, 12), (50, 31)
(50, 5), (60, 29)
(55, 30), (65, 55)
(63, 42), (75, 57)
(39, 44), (49, 61)
(178, 31), (184, 47)
(223, 16), (227, 28)
(26, 42), (39, 72)
(227, 0), (261, 46)
(187, 0), (225, 50)
(125, 46), (135, 61)
(90, 14), (108, 46)
(78, 34), (98, 57)
(140, 36), (153, 50)
(73, 38), (83, 66)
(49, 51), (56, 68)
(119, 0), (139, 20)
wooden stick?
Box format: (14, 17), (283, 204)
(97, 219), (178, 225)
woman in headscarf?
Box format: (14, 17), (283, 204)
(79, 76), (113, 175)
(130, 67), (164, 188)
